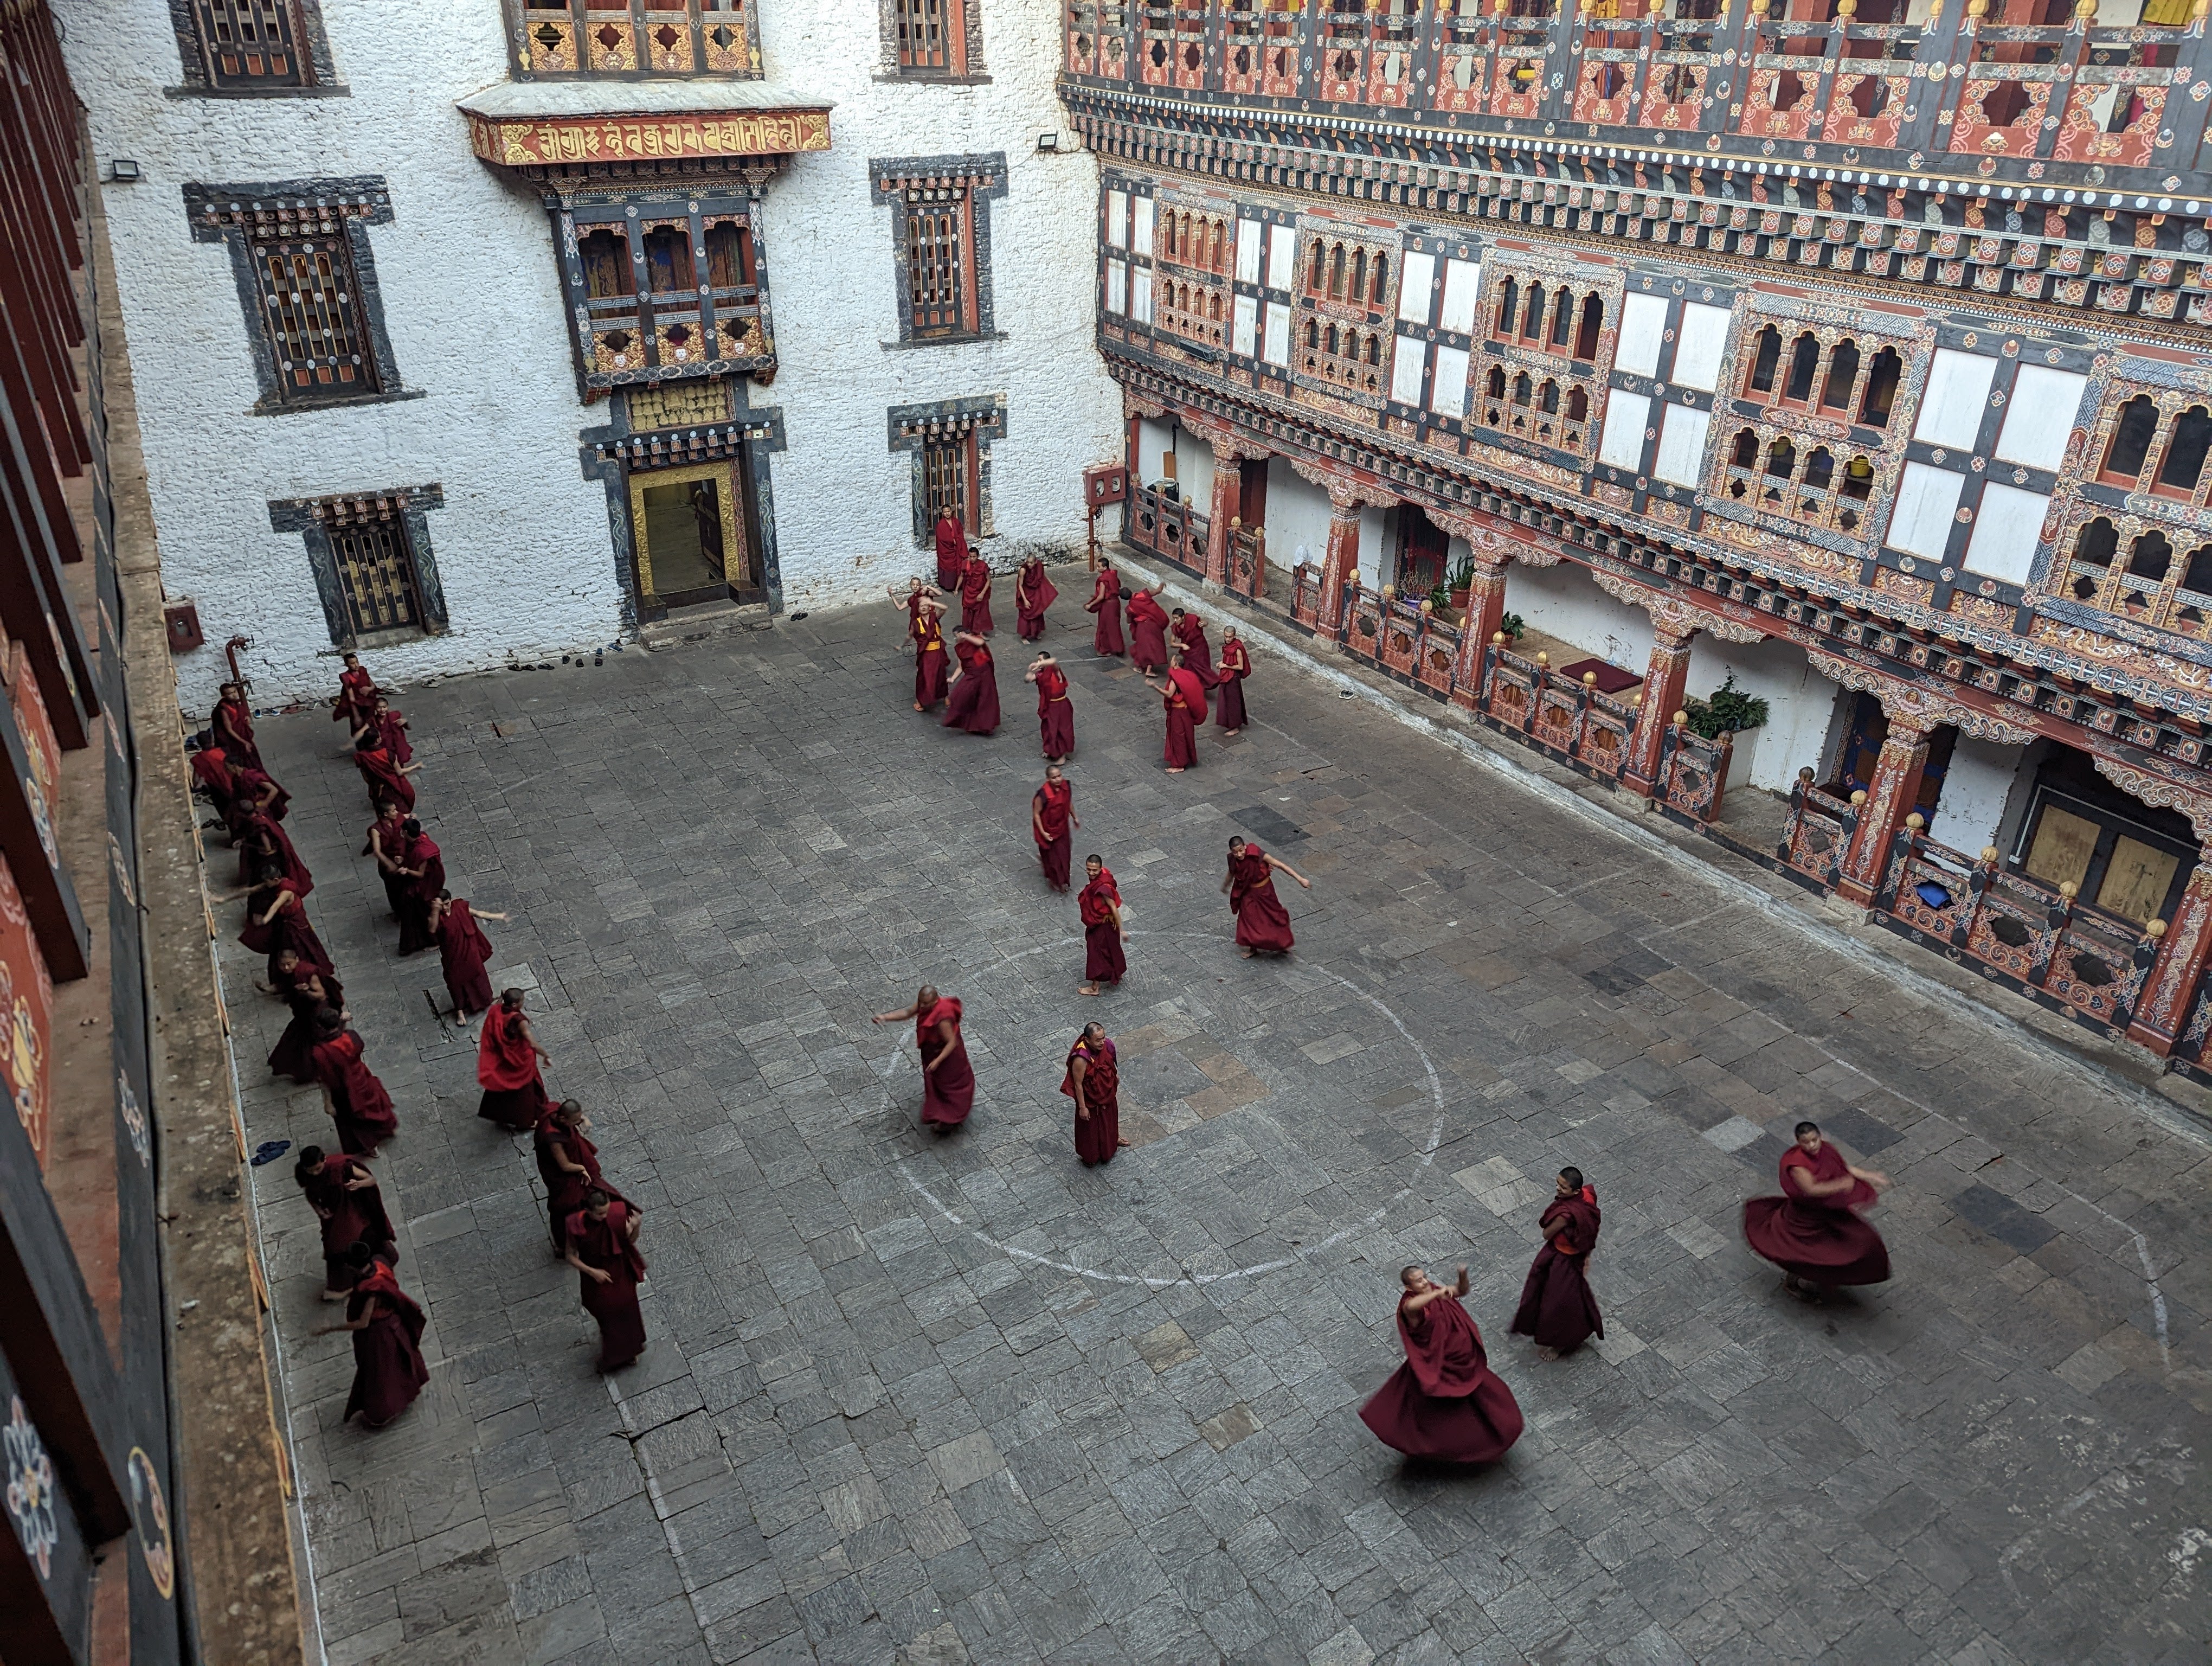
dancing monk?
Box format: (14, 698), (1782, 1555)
(1127, 586), (1171, 671)
(960, 553), (995, 636)
(317, 1246), (428, 1430)
(478, 989), (555, 1132)
(1014, 556), (1057, 640)
(1509, 1168), (1604, 1354)
(1061, 1022), (1127, 1167)
(1086, 561), (1126, 656)
(1144, 652), (1208, 773)
(1744, 1122), (1892, 1298)
(1359, 1265), (1525, 1465)
(1224, 835), (1309, 956)
(872, 985), (975, 1132)
(943, 631), (1002, 735)
(1216, 629), (1252, 735)
(912, 597), (950, 712)
(1078, 855), (1126, 996)
(311, 1011), (399, 1157)
(1026, 651), (1075, 762)
(1032, 765), (1076, 892)
(1169, 607), (1216, 685)
(567, 1189), (648, 1372)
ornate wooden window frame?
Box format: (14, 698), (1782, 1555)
(877, 0), (988, 82)
(165, 0), (344, 97)
(268, 485), (449, 649)
(1468, 253), (1623, 465)
(505, 0), (762, 80)
(870, 153), (1008, 348)
(888, 395), (1007, 546)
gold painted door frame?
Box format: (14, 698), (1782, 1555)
(627, 459), (747, 606)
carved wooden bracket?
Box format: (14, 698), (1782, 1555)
(2093, 755), (2212, 846)
(1121, 388), (1169, 422)
(1806, 650), (2041, 746)
(1587, 567), (1757, 642)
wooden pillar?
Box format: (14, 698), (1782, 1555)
(1318, 488), (1362, 637)
(1450, 552), (1510, 693)
(1622, 623), (1696, 797)
(2128, 862), (2212, 1055)
(1835, 716), (1931, 904)
(1204, 437), (1242, 588)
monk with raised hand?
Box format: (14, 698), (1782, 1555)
(1077, 855), (1126, 996)
(872, 984), (975, 1132)
(1360, 1264), (1525, 1464)
(1143, 650), (1208, 773)
(566, 1188), (648, 1373)
(1061, 1022), (1128, 1167)
(1086, 560), (1126, 656)
(478, 988), (554, 1132)
(933, 508), (970, 593)
(310, 1009), (398, 1157)
(1215, 629), (1253, 735)
(912, 594), (950, 712)
(266, 952), (343, 1084)
(1169, 606), (1217, 685)
(294, 1145), (394, 1300)
(352, 725), (420, 813)
(234, 855), (335, 982)
(1510, 1167), (1605, 1355)
(1014, 556), (1057, 640)
(365, 799), (409, 919)
(1127, 585), (1171, 671)
(370, 696), (413, 766)
(1032, 765), (1076, 892)
(429, 891), (503, 1021)
(1744, 1120), (1892, 1299)
(1026, 651), (1075, 762)
(889, 575), (938, 645)
(214, 681), (263, 771)
(960, 551), (995, 635)
(942, 630), (1001, 735)
(1223, 835), (1308, 957)
(317, 1244), (428, 1429)
(393, 817), (444, 956)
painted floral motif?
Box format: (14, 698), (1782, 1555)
(118, 1069), (149, 1166)
(5, 1395), (59, 1580)
(128, 1447), (175, 1600)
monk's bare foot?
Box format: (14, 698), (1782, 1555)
(1239, 947), (1257, 959)
(1166, 767), (1185, 775)
(1535, 1345), (1561, 1361)
(1116, 1137), (1131, 1148)
(1079, 983), (1101, 997)
(914, 702), (925, 712)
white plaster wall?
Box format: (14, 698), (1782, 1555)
(1356, 509), (1385, 588)
(1264, 460), (1331, 572)
(1491, 559), (1653, 674)
(1172, 427), (1216, 510)
(1930, 738), (2029, 856)
(1686, 637), (1841, 792)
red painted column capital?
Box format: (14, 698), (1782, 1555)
(2129, 864), (2212, 1055)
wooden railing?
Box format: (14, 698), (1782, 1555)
(1123, 482), (1208, 575)
(1777, 769), (1855, 888)
(1225, 522), (1265, 600)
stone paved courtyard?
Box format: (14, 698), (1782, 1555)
(221, 579), (2212, 1666)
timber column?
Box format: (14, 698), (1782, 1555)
(1450, 550), (1510, 693)
(1623, 622), (1697, 797)
(1203, 435), (1243, 588)
(1318, 484), (1364, 637)
(2130, 856), (2212, 1056)
(1835, 716), (1932, 903)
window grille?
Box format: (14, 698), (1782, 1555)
(922, 433), (978, 534)
(326, 510), (426, 637)
(906, 189), (973, 337)
(252, 235), (377, 400)
(897, 0), (968, 72)
(197, 0), (308, 87)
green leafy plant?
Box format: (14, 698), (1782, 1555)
(1446, 555), (1476, 592)
(1497, 612), (1527, 640)
(1682, 672), (1769, 740)
(1427, 581), (1452, 610)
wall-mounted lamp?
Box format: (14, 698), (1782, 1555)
(108, 159), (140, 183)
(1036, 132), (1061, 153)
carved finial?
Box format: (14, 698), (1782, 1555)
(1905, 813), (1925, 831)
(1980, 846), (2001, 863)
(1491, 631), (1507, 645)
(2073, 0), (2095, 17)
(1965, 0), (1987, 16)
(1535, 652), (1549, 668)
(1850, 790), (1868, 805)
(1381, 585), (1396, 603)
(2146, 918), (2169, 939)
(1675, 710), (1690, 726)
(2059, 880), (2080, 900)
(1420, 599), (1434, 616)
(1834, 0), (1856, 15)
(1583, 671), (1598, 687)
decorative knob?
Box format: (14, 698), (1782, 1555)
(1905, 813), (1925, 830)
(2146, 918), (2169, 939)
(1849, 790), (1868, 805)
(2073, 0), (2096, 17)
(1381, 585), (1396, 602)
(1535, 652), (1549, 667)
(1583, 671), (1598, 687)
(2059, 880), (2079, 900)
(1675, 710), (1691, 726)
(1980, 847), (2000, 863)
(1491, 631), (1507, 644)
(1420, 599), (1435, 616)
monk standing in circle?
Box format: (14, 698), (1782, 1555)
(332, 651), (380, 735)
(1359, 1264), (1525, 1465)
(214, 681), (263, 771)
(1078, 855), (1126, 996)
(1224, 835), (1309, 957)
(1032, 765), (1076, 892)
(1510, 1168), (1604, 1355)
(567, 1188), (648, 1372)
(1026, 651), (1075, 762)
(429, 890), (503, 1022)
(294, 1146), (395, 1301)
(317, 1244), (428, 1430)
(872, 985), (975, 1133)
(1086, 560), (1126, 657)
(310, 1010), (398, 1157)
(960, 550), (995, 635)
(1215, 628), (1252, 735)
(912, 594), (950, 712)
(1744, 1121), (1892, 1299)
(1144, 650), (1208, 773)
(933, 508), (969, 594)
(535, 1099), (613, 1254)
(1014, 555), (1057, 640)
(1127, 585), (1171, 671)
(1169, 606), (1216, 685)
(1061, 1022), (1127, 1167)
(477, 988), (554, 1132)
(942, 630), (1001, 735)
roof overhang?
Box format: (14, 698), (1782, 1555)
(458, 80), (832, 171)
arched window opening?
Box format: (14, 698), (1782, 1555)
(1309, 240), (1326, 292)
(1819, 342), (1861, 412)
(1522, 283), (1546, 340)
(1566, 386), (1589, 421)
(1574, 293), (1603, 361)
(1539, 380), (1560, 414)
(1371, 253), (1389, 306)
(1803, 448), (1835, 492)
(2129, 531), (2174, 584)
(1351, 247), (1368, 303)
(1549, 290), (1574, 348)
(2156, 406), (2211, 497)
(1859, 348), (1901, 427)
(643, 226), (693, 294)
(1731, 428), (1759, 468)
(1765, 437), (1797, 477)
(2104, 395), (2159, 482)
(1487, 365), (1507, 399)
(1783, 333), (1821, 404)
(1496, 278), (1519, 338)
(580, 228), (631, 299)
(1746, 326), (1782, 395)
(2183, 545), (2212, 597)
(1329, 243), (1347, 300)
(1512, 371), (1533, 406)
(2072, 517), (2119, 597)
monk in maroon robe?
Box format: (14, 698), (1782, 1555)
(1014, 558), (1057, 640)
(236, 806), (312, 897)
(352, 729), (419, 813)
(371, 697), (412, 765)
(267, 954), (343, 1084)
(1078, 855), (1126, 995)
(1026, 652), (1075, 761)
(294, 1145), (394, 1299)
(1169, 608), (1217, 685)
(1086, 562), (1126, 656)
(365, 802), (409, 919)
(237, 863), (335, 981)
(933, 511), (970, 593)
(189, 746), (237, 825)
(311, 1011), (398, 1156)
(1744, 1122), (1893, 1297)
(872, 985), (974, 1132)
(394, 820), (445, 956)
(1216, 631), (1252, 734)
(960, 555), (995, 635)
(1127, 587), (1171, 671)
(889, 576), (941, 652)
(942, 633), (1001, 735)
(332, 652), (380, 731)
(1144, 655), (1208, 772)
(431, 892), (503, 1020)
(224, 761), (290, 835)
(317, 1246), (427, 1428)
(913, 603), (950, 712)
(1032, 766), (1076, 891)
(1510, 1169), (1605, 1354)
(1061, 1023), (1127, 1167)
(1224, 836), (1309, 957)
(1360, 1265), (1525, 1464)
(478, 989), (554, 1132)
(536, 1100), (617, 1254)
(214, 681), (263, 772)
(567, 1190), (647, 1372)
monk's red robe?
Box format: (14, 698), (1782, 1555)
(377, 709), (413, 766)
(1360, 1292), (1524, 1463)
(1229, 845), (1295, 953)
(1128, 591), (1171, 671)
(190, 748), (236, 821)
(943, 642), (1000, 734)
(477, 1005), (551, 1132)
(1088, 566), (1126, 655)
(300, 1152), (395, 1290)
(396, 832), (444, 957)
(914, 615), (950, 708)
(1036, 664), (1075, 759)
(1743, 1143), (1891, 1286)
(1079, 867), (1126, 986)
(1171, 616), (1216, 685)
(228, 764), (290, 826)
(1015, 561), (1057, 640)
(438, 899), (495, 1016)
(568, 1202), (648, 1371)
(960, 558), (995, 635)
(237, 808), (313, 897)
(1510, 1188), (1605, 1352)
(333, 665), (378, 728)
(1034, 780), (1073, 890)
(312, 1029), (398, 1156)
(934, 516), (970, 592)
(354, 742), (414, 812)
(365, 815), (410, 917)
(1161, 665), (1206, 770)
(214, 696), (263, 771)
(535, 1114), (616, 1253)
(241, 889), (335, 982)
(343, 1261), (428, 1428)
(916, 997), (975, 1129)
(1216, 637), (1251, 731)
(269, 971), (343, 1085)
(1060, 1035), (1121, 1166)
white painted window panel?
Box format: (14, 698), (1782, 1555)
(1598, 389), (1651, 469)
(1130, 265), (1153, 324)
(1616, 294), (1669, 378)
(1994, 367), (2087, 471)
(1262, 300), (1290, 366)
(1430, 344), (1469, 418)
(1912, 349), (1997, 448)
(1390, 336), (1427, 405)
(1887, 462), (1966, 558)
(1266, 224), (1296, 291)
(1397, 251), (1436, 324)
(1671, 302), (1731, 392)
(1235, 219), (1262, 285)
(1106, 260), (1127, 316)
(1232, 293), (1257, 357)
(1439, 259), (1480, 334)
(1107, 190), (1128, 249)
(1653, 403), (1711, 486)
(1962, 483), (2050, 586)
(1132, 197), (1154, 257)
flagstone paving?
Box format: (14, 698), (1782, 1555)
(223, 579), (2212, 1666)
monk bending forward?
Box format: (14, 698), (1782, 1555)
(1359, 1265), (1524, 1464)
(1743, 1120), (1891, 1298)
(1223, 835), (1309, 957)
(873, 984), (975, 1131)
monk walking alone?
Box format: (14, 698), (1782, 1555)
(566, 1189), (648, 1372)
(1061, 1022), (1127, 1167)
(872, 985), (975, 1132)
(1086, 561), (1126, 656)
(1224, 835), (1309, 956)
(1026, 651), (1075, 761)
(1744, 1122), (1892, 1298)
(1032, 765), (1076, 892)
(1359, 1265), (1524, 1465)
(1510, 1168), (1604, 1354)
(1078, 855), (1126, 995)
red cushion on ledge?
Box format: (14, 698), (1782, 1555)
(1557, 658), (1643, 695)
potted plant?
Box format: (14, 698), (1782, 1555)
(1681, 673), (1770, 795)
(1497, 612), (1527, 644)
(1446, 554), (1476, 612)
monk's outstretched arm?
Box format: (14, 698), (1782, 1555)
(1266, 854), (1313, 889)
(313, 1303), (376, 1336)
(1846, 1164), (1891, 1190)
(871, 1001), (921, 1025)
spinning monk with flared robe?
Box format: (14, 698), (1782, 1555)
(872, 986), (975, 1132)
(1224, 835), (1308, 957)
(1147, 657), (1208, 772)
(1060, 1023), (1125, 1167)
(1744, 1122), (1892, 1297)
(1510, 1169), (1604, 1353)
(294, 1146), (395, 1299)
(1032, 766), (1075, 891)
(394, 822), (444, 956)
(311, 1011), (398, 1156)
(1215, 630), (1252, 734)
(535, 1100), (617, 1254)
(942, 633), (1000, 735)
(353, 728), (417, 813)
(267, 956), (342, 1084)
(1360, 1265), (1525, 1464)
(239, 863), (334, 982)
(1086, 562), (1126, 656)
(478, 990), (554, 1132)
(1127, 587), (1171, 671)
(1078, 856), (1125, 995)
(1014, 557), (1057, 640)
